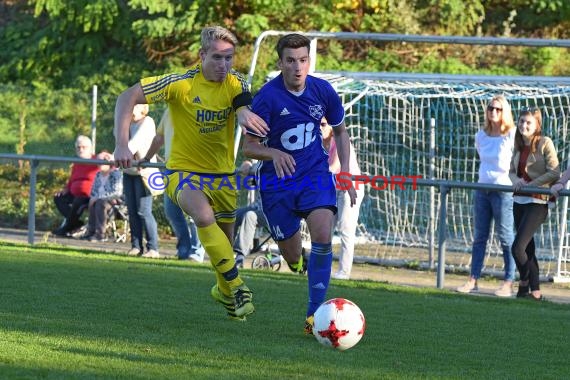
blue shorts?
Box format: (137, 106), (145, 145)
(260, 173), (337, 241)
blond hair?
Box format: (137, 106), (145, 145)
(483, 95), (515, 135)
(200, 26), (238, 52)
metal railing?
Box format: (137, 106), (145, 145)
(1, 152), (568, 288)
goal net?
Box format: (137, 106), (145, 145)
(329, 75), (570, 279)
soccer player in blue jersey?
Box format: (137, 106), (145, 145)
(242, 33), (357, 334)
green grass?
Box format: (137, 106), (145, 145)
(1, 241), (569, 380)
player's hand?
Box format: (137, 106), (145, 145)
(238, 108), (269, 136)
(512, 178), (527, 192)
(271, 150), (296, 178)
(113, 146), (134, 169)
(550, 183), (564, 197)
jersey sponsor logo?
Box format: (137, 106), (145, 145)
(196, 107), (232, 122)
(280, 122), (316, 151)
(199, 125), (224, 134)
(309, 105), (324, 120)
(280, 107), (290, 115)
(193, 96), (201, 104)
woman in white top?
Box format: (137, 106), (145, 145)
(120, 104), (160, 258)
(457, 95), (517, 297)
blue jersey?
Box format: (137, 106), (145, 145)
(250, 74), (345, 192)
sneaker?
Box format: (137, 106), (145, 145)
(127, 248), (141, 256)
(210, 284), (246, 321)
(494, 281), (513, 298)
(304, 315), (314, 335)
(231, 284), (255, 318)
(235, 253), (245, 269)
(88, 234), (108, 243)
(332, 271), (350, 280)
(188, 253), (204, 263)
(456, 281), (478, 293)
(141, 250), (160, 259)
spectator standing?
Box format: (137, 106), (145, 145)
(510, 107), (559, 300)
(120, 104), (160, 258)
(143, 108), (204, 262)
(321, 118), (364, 280)
(53, 135), (98, 236)
(457, 95), (517, 297)
(233, 160), (267, 268)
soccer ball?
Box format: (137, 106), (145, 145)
(312, 298), (365, 351)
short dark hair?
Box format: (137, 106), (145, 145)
(276, 33), (311, 59)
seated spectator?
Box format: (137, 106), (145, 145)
(80, 151), (123, 242)
(52, 135), (99, 236)
(233, 160), (268, 268)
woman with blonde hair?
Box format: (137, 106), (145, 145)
(457, 95), (517, 297)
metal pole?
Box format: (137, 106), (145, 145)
(91, 85), (97, 154)
(429, 117), (436, 269)
(436, 184), (449, 289)
(27, 159), (39, 245)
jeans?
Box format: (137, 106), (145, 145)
(471, 190), (515, 281)
(123, 174), (159, 251)
(164, 195), (201, 259)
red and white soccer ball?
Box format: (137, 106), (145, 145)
(313, 298), (366, 351)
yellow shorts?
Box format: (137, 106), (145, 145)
(165, 171), (237, 223)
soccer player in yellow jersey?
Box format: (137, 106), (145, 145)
(114, 26), (268, 321)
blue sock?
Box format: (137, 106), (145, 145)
(307, 242), (332, 317)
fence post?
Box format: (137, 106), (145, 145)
(27, 159), (39, 245)
(429, 117), (436, 269)
(436, 184), (449, 289)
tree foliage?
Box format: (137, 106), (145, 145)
(1, 0), (570, 155)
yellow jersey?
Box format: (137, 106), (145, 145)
(141, 65), (249, 174)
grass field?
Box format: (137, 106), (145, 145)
(1, 241), (569, 379)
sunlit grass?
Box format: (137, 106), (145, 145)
(1, 241), (569, 379)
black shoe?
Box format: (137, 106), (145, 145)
(52, 226), (71, 237)
(516, 285), (530, 298)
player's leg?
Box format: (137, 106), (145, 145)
(305, 208), (335, 316)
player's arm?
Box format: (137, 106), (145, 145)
(332, 122), (357, 206)
(242, 134), (296, 178)
(140, 134), (165, 164)
(114, 83), (147, 168)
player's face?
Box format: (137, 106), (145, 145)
(518, 114), (538, 140)
(278, 47), (310, 92)
(200, 39), (235, 82)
